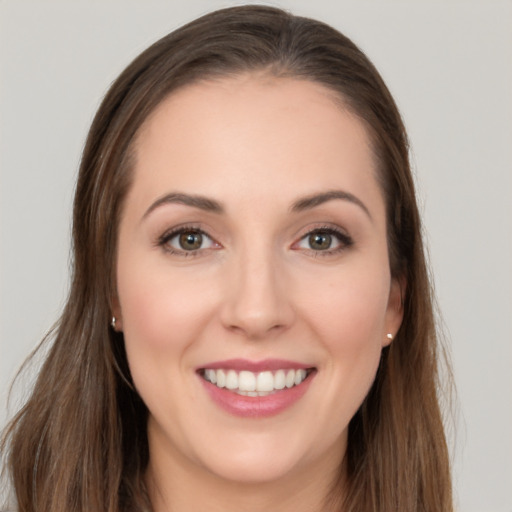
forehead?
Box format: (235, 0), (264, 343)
(138, 74), (363, 148)
(129, 74), (383, 219)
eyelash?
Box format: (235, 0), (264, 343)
(293, 226), (354, 256)
(157, 225), (218, 257)
(156, 225), (353, 257)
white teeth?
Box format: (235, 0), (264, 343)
(274, 369), (285, 390)
(202, 368), (310, 394)
(294, 369), (307, 385)
(216, 369), (226, 388)
(239, 371), (256, 391)
(256, 371), (274, 392)
(225, 370), (238, 390)
(285, 369), (295, 388)
(204, 369), (217, 384)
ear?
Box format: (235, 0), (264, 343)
(110, 295), (123, 332)
(383, 275), (405, 346)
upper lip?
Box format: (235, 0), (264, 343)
(197, 358), (314, 372)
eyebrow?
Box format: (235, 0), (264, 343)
(291, 190), (372, 220)
(142, 189), (371, 221)
(142, 192), (224, 220)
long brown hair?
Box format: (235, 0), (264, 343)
(1, 5), (453, 511)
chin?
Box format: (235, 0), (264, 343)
(201, 452), (308, 485)
(186, 424), (346, 487)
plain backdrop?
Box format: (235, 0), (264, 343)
(1, 1), (511, 511)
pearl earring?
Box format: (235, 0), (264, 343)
(111, 316), (117, 329)
(386, 333), (393, 340)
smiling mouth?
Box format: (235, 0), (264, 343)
(199, 368), (315, 396)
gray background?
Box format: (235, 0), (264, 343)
(1, 1), (511, 511)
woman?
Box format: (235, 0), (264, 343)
(1, 5), (453, 511)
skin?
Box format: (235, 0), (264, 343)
(113, 74), (403, 512)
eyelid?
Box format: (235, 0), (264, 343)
(291, 224), (354, 254)
(156, 224), (221, 256)
(155, 222), (352, 257)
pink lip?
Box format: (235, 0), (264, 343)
(197, 358), (312, 372)
(197, 361), (316, 418)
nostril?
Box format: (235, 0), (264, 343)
(226, 321), (287, 340)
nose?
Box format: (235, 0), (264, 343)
(220, 247), (295, 340)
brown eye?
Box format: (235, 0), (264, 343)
(293, 227), (353, 255)
(308, 232), (332, 250)
(160, 228), (219, 254)
(179, 232), (203, 250)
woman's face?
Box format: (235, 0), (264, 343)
(114, 75), (403, 485)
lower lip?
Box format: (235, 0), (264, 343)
(198, 371), (315, 418)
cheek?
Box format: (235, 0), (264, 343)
(117, 259), (214, 348)
(115, 258), (221, 402)
(304, 264), (390, 344)
(116, 259), (219, 416)
(301, 263), (390, 394)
